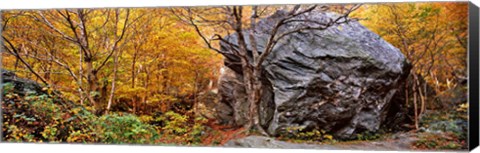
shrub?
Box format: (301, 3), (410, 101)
(93, 113), (159, 144)
(279, 126), (333, 142)
(418, 105), (468, 148)
(29, 94), (61, 120)
(139, 115), (154, 123)
(2, 83), (210, 145)
(64, 107), (98, 143)
(157, 111), (209, 145)
(2, 92), (58, 143)
(2, 82), (14, 94)
(413, 132), (466, 150)
(354, 131), (381, 141)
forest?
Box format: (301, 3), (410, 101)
(1, 2), (469, 150)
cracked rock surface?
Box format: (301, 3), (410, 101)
(215, 10), (411, 139)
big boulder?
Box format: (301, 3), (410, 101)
(1, 69), (46, 96)
(215, 10), (411, 139)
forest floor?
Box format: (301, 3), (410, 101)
(320, 132), (418, 150)
(224, 131), (467, 151)
(223, 132), (414, 150)
(222, 109), (469, 151)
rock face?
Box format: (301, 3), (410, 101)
(1, 69), (46, 96)
(215, 10), (411, 139)
(216, 67), (248, 125)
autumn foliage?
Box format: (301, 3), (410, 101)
(1, 2), (469, 150)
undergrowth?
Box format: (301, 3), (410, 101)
(2, 87), (219, 145)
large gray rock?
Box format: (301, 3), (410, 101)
(216, 67), (248, 125)
(215, 10), (411, 139)
(1, 69), (47, 96)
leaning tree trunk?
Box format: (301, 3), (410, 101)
(107, 49), (121, 114)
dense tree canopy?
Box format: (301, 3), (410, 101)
(2, 8), (223, 114)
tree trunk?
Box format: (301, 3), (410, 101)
(106, 50), (120, 114)
(130, 54), (137, 114)
(79, 49), (84, 105)
(85, 60), (98, 111)
(131, 51), (137, 88)
(417, 78), (426, 116)
(131, 97), (137, 114)
(412, 74), (426, 121)
(14, 58), (19, 71)
(412, 74), (419, 130)
(193, 71), (199, 116)
(405, 83), (409, 107)
(234, 12), (269, 135)
(133, 99), (137, 114)
(251, 68), (267, 135)
(424, 82), (428, 110)
(142, 69), (150, 114)
(239, 62), (268, 136)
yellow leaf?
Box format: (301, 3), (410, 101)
(323, 134), (333, 140)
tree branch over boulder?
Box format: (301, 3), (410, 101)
(172, 4), (361, 136)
